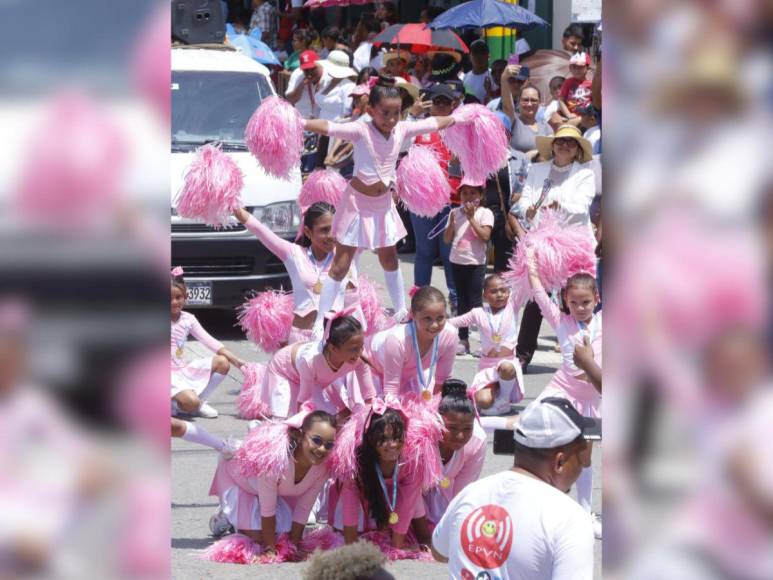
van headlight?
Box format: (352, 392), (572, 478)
(251, 201), (301, 236)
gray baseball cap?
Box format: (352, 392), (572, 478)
(514, 397), (598, 448)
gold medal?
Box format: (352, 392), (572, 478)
(388, 512), (399, 525)
(440, 477), (450, 489)
(422, 389), (432, 402)
(175, 347), (184, 358)
(492, 333), (501, 344)
(312, 280), (323, 294)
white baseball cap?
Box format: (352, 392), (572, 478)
(514, 397), (598, 448)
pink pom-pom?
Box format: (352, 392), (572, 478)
(237, 363), (269, 420)
(299, 169), (346, 211)
(356, 275), (395, 335)
(442, 104), (509, 183)
(201, 534), (259, 564)
(234, 421), (292, 480)
(396, 145), (452, 218)
(503, 211), (597, 307)
(402, 396), (446, 491)
(255, 534), (303, 563)
(360, 531), (435, 562)
(298, 528), (345, 553)
(176, 144), (244, 227)
(328, 407), (368, 481)
(245, 96), (304, 180)
(237, 290), (294, 352)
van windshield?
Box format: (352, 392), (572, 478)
(171, 70), (271, 150)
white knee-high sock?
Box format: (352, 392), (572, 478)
(479, 416), (512, 432)
(314, 276), (345, 330)
(384, 268), (406, 313)
(199, 371), (226, 403)
(181, 422), (224, 451)
(575, 466), (593, 512)
(496, 376), (517, 402)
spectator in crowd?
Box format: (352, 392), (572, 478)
(486, 58), (507, 104)
(315, 50), (358, 167)
(356, 66), (379, 86)
(285, 50), (331, 120)
(411, 82), (462, 311)
(375, 2), (399, 30)
(381, 50), (418, 85)
(577, 104), (600, 151)
(428, 51), (463, 83)
(352, 15), (382, 72)
(559, 52), (593, 124)
(284, 28), (315, 71)
(432, 397), (595, 579)
(277, 0), (306, 51)
(320, 26), (348, 59)
(562, 23), (585, 53)
(541, 75), (567, 127)
(249, 0), (277, 46)
(462, 39), (493, 104)
(501, 68), (552, 161)
(487, 64), (529, 112)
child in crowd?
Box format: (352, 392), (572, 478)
(443, 177), (494, 355)
(541, 75), (566, 125)
(559, 52), (593, 124)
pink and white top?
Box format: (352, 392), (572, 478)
(268, 341), (377, 414)
(245, 215), (356, 317)
(448, 301), (519, 355)
(325, 117), (440, 186)
(216, 457), (329, 522)
(449, 206), (495, 266)
(534, 286), (602, 377)
(171, 311), (223, 368)
(341, 459), (423, 535)
(364, 322), (458, 398)
(438, 422), (487, 500)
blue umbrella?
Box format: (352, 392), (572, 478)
(226, 25), (281, 66)
(429, 0), (548, 31)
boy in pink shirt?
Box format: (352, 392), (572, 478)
(443, 177), (495, 355)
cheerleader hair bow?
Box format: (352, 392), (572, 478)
(171, 266), (184, 277)
(284, 401), (316, 429)
(365, 396), (404, 431)
(323, 305), (358, 343)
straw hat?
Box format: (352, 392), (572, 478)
(321, 50), (357, 79)
(535, 125), (593, 163)
(382, 49), (412, 66)
(394, 77), (420, 102)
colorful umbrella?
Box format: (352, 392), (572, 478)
(373, 23), (469, 54)
(428, 0), (547, 30)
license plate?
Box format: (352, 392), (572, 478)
(186, 282), (212, 306)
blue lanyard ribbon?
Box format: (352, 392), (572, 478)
(484, 305), (502, 338)
(307, 248), (333, 277)
(577, 315), (597, 343)
(375, 461), (399, 514)
(409, 321), (439, 396)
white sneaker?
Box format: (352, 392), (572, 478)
(198, 402), (219, 418)
(591, 512), (602, 539)
(209, 509), (232, 537)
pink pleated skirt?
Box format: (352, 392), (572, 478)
(171, 356), (213, 397)
(470, 356), (524, 403)
(536, 369), (601, 418)
(333, 184), (407, 250)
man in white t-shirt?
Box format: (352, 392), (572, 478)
(463, 39), (492, 104)
(432, 397), (596, 580)
(284, 50), (331, 119)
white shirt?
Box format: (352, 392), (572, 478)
(316, 78), (355, 121)
(285, 67), (333, 119)
(353, 42), (373, 72)
(433, 471), (594, 580)
(463, 70), (492, 103)
(584, 125), (601, 151)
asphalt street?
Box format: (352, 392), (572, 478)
(172, 251), (602, 579)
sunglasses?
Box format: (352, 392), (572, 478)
(432, 97), (453, 106)
(554, 137), (579, 147)
(307, 434), (335, 450)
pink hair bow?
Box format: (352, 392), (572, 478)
(323, 305), (358, 343)
(284, 401), (315, 429)
(466, 385), (482, 426)
(171, 266), (184, 277)
(365, 396), (403, 431)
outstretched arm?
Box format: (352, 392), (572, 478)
(234, 207), (293, 262)
(302, 118), (331, 135)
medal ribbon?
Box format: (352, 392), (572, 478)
(375, 461), (399, 517)
(485, 304), (503, 342)
(308, 248), (333, 282)
(577, 314), (598, 344)
(409, 321), (439, 397)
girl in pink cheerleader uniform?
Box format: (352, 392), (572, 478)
(363, 286), (457, 403)
(253, 314), (376, 420)
(301, 75), (461, 335)
(209, 407), (337, 557)
(526, 250), (601, 522)
(331, 406), (424, 550)
(448, 273), (525, 420)
(171, 268), (245, 418)
(233, 203), (364, 343)
(411, 379), (486, 545)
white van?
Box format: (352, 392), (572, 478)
(171, 44), (301, 308)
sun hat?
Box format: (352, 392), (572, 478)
(514, 397), (598, 449)
(382, 49), (411, 66)
(428, 51), (462, 81)
(321, 49), (357, 79)
(535, 125), (593, 163)
(394, 77), (420, 102)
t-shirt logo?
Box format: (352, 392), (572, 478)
(460, 504), (513, 569)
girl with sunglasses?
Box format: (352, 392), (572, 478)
(209, 406), (337, 557)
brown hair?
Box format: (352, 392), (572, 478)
(410, 286), (446, 315)
(560, 272), (597, 314)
